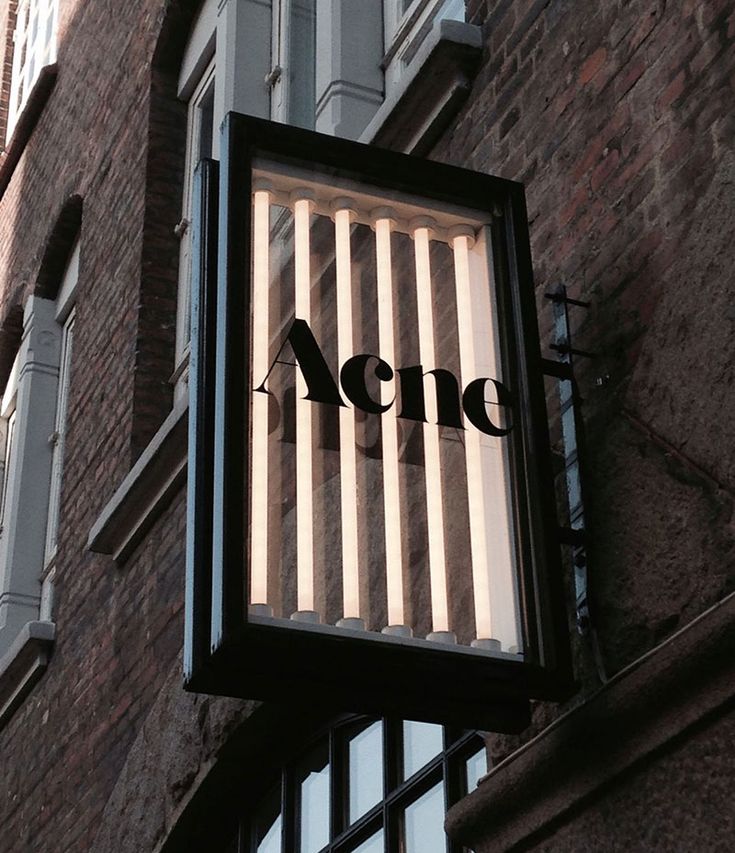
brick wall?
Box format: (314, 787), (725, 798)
(0, 1), (196, 849)
(0, 0), (732, 850)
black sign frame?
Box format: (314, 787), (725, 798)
(185, 113), (572, 731)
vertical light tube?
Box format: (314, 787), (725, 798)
(410, 218), (452, 639)
(333, 200), (363, 629)
(292, 191), (317, 621)
(451, 228), (493, 642)
(250, 187), (272, 613)
(373, 210), (407, 634)
(452, 226), (519, 652)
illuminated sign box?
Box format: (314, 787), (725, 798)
(185, 114), (571, 731)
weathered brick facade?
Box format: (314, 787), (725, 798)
(0, 0), (733, 850)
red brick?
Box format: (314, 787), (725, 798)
(578, 46), (607, 85)
(657, 69), (687, 110)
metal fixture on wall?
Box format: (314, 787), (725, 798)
(543, 286), (592, 637)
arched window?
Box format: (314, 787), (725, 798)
(226, 716), (487, 853)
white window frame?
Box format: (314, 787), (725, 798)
(0, 298), (60, 656)
(0, 410), (17, 534)
(174, 59), (217, 400)
(173, 0), (271, 400)
(0, 241), (78, 656)
(270, 0), (317, 129)
(6, 0), (59, 141)
(382, 0), (465, 97)
(43, 310), (76, 571)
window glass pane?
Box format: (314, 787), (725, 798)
(465, 747), (487, 792)
(197, 83), (215, 161)
(403, 782), (446, 853)
(350, 829), (384, 853)
(348, 721), (383, 824)
(402, 721), (443, 779)
(288, 0), (316, 129)
(298, 742), (330, 853)
(258, 814), (282, 852)
(254, 785), (282, 853)
(441, 0), (465, 21)
(1, 412), (17, 525)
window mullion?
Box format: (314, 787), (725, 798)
(282, 767), (296, 853)
(384, 718), (400, 853)
(329, 724), (342, 844)
(270, 0), (291, 123)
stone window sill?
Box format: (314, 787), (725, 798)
(0, 64), (58, 200)
(87, 397), (188, 564)
(0, 620), (55, 730)
(360, 19), (482, 155)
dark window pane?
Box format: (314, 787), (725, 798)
(288, 0), (316, 129)
(254, 785), (282, 853)
(198, 83), (215, 161)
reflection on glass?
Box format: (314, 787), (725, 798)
(349, 721), (383, 823)
(403, 782), (446, 853)
(403, 721), (443, 779)
(254, 786), (282, 853)
(257, 813), (282, 853)
(299, 743), (330, 853)
(465, 747), (487, 792)
(350, 829), (384, 853)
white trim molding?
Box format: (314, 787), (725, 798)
(0, 620), (55, 729)
(361, 18), (482, 154)
(0, 297), (60, 658)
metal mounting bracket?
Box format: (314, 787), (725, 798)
(542, 285), (592, 636)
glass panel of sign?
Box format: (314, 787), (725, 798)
(247, 160), (522, 657)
